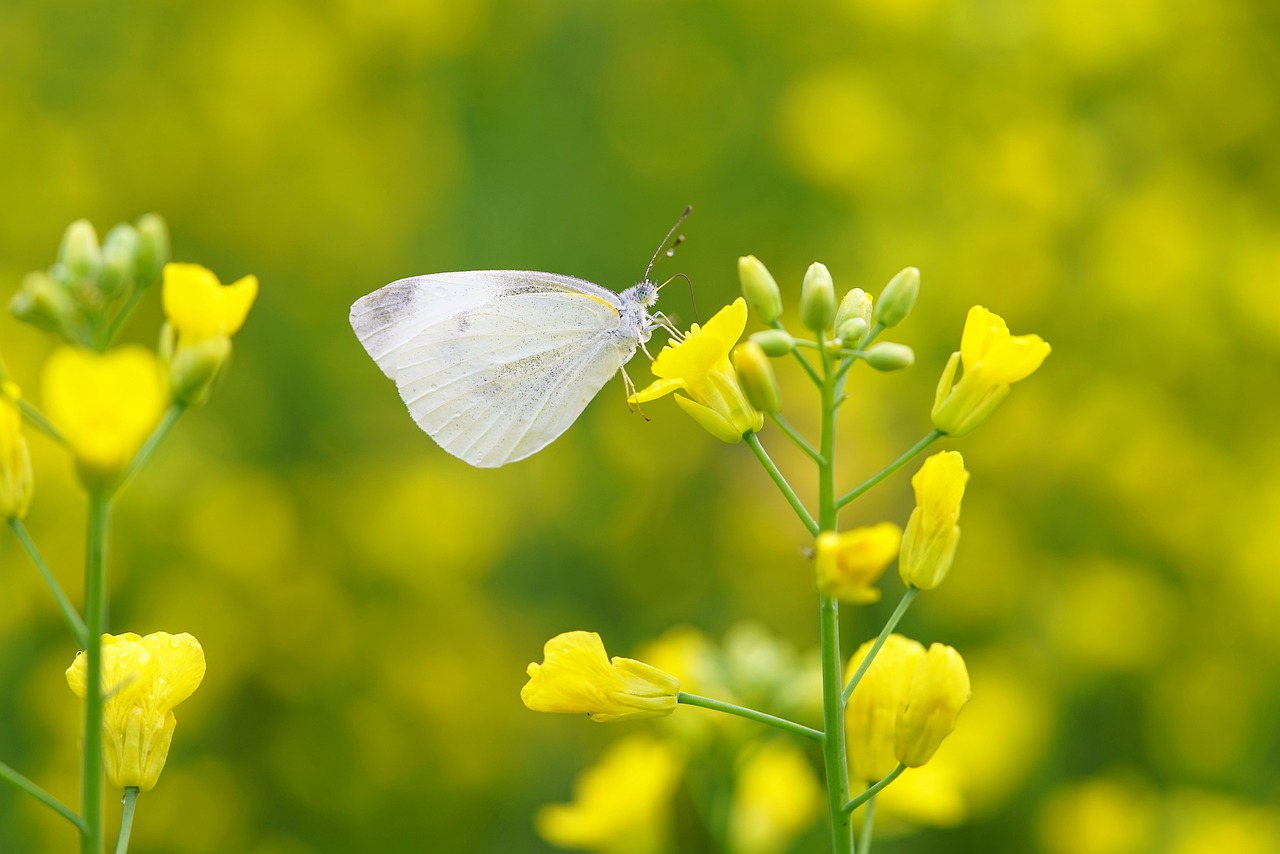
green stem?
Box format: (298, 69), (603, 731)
(836, 430), (943, 510)
(103, 289), (147, 344)
(767, 412), (825, 464)
(856, 793), (878, 854)
(112, 405), (183, 497)
(8, 518), (88, 646)
(772, 320), (822, 386)
(844, 765), (905, 814)
(816, 336), (854, 854)
(0, 759), (87, 831)
(82, 490), (110, 854)
(17, 398), (69, 446)
(744, 431), (818, 536)
(676, 692), (823, 742)
(113, 788), (138, 854)
(842, 587), (919, 704)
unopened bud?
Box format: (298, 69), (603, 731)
(749, 329), (794, 356)
(874, 267), (919, 327)
(837, 317), (869, 347)
(732, 341), (781, 414)
(164, 324), (232, 408)
(58, 220), (102, 285)
(800, 262), (835, 333)
(134, 214), (170, 288)
(738, 255), (783, 324)
(864, 342), (914, 371)
(835, 288), (873, 332)
(9, 272), (78, 339)
(99, 224), (139, 299)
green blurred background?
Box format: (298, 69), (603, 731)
(2, 0), (1279, 851)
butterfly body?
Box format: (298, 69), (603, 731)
(350, 270), (659, 468)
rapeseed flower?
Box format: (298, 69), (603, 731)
(522, 631), (680, 722)
(0, 383), (33, 519)
(900, 451), (969, 590)
(845, 634), (924, 782)
(814, 523), (902, 603)
(895, 643), (971, 767)
(161, 263), (257, 405)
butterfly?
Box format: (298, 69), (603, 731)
(349, 210), (689, 468)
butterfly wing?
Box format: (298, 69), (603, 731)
(350, 271), (634, 467)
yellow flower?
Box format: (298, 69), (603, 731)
(42, 346), (167, 478)
(845, 634), (924, 782)
(931, 306), (1050, 436)
(631, 298), (764, 443)
(899, 451), (969, 590)
(66, 632), (206, 792)
(161, 263), (258, 406)
(521, 631), (681, 722)
(894, 643), (971, 768)
(814, 523), (902, 603)
(536, 735), (684, 854)
(0, 383), (33, 519)
(729, 740), (822, 854)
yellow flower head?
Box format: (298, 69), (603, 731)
(932, 306), (1050, 437)
(900, 451), (969, 590)
(729, 740), (823, 854)
(66, 632), (206, 792)
(162, 263), (258, 343)
(521, 631), (681, 722)
(0, 383), (33, 519)
(814, 523), (903, 604)
(631, 298), (764, 443)
(42, 346), (167, 478)
(894, 643), (971, 768)
(845, 634), (925, 782)
(536, 734), (684, 854)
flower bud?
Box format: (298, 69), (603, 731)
(836, 317), (869, 347)
(58, 219), (102, 285)
(9, 272), (79, 339)
(163, 325), (232, 408)
(749, 329), (794, 356)
(134, 214), (170, 289)
(863, 342), (914, 372)
(731, 341), (781, 414)
(900, 451), (968, 590)
(845, 634), (925, 782)
(98, 224), (139, 299)
(800, 262), (835, 333)
(874, 267), (919, 327)
(834, 288), (873, 333)
(0, 387), (33, 520)
(738, 255), (783, 324)
(894, 643), (971, 767)
(522, 631), (681, 722)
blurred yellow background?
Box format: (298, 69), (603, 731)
(2, 0), (1278, 851)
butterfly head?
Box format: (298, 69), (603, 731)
(629, 280), (659, 308)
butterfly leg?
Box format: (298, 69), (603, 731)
(619, 365), (650, 422)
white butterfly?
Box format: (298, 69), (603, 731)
(349, 212), (688, 468)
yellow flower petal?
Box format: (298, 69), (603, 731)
(651, 298), (748, 380)
(162, 263), (258, 342)
(815, 523), (903, 603)
(521, 631), (680, 722)
(845, 634), (925, 782)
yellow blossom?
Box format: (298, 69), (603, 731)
(814, 523), (902, 603)
(900, 451), (969, 590)
(161, 263), (258, 406)
(845, 634), (924, 782)
(931, 305), (1050, 436)
(0, 383), (33, 519)
(895, 643), (972, 768)
(536, 735), (684, 854)
(66, 632), (206, 792)
(631, 298), (764, 443)
(729, 740), (823, 854)
(521, 631), (681, 722)
(42, 346), (167, 478)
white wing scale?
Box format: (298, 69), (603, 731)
(350, 271), (640, 467)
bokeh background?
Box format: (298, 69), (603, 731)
(3, 1), (1279, 852)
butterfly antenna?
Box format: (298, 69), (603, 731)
(644, 205), (693, 284)
(658, 273), (700, 325)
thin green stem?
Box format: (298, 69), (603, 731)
(676, 693), (823, 742)
(836, 430), (943, 510)
(8, 518), (88, 646)
(17, 398), (69, 446)
(113, 788), (138, 854)
(856, 793), (878, 854)
(81, 490), (110, 854)
(772, 320), (822, 386)
(103, 289), (147, 344)
(113, 405), (183, 497)
(744, 431), (818, 536)
(0, 759), (87, 831)
(767, 412), (824, 464)
(843, 765), (905, 814)
(842, 587), (919, 704)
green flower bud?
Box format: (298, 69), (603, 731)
(835, 287), (873, 332)
(864, 342), (914, 371)
(99, 224), (139, 299)
(134, 213), (170, 289)
(837, 317), (869, 347)
(161, 323), (232, 408)
(731, 341), (781, 414)
(800, 262), (835, 333)
(749, 329), (795, 356)
(9, 272), (79, 339)
(738, 255), (783, 324)
(58, 219), (102, 285)
(874, 267), (919, 327)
